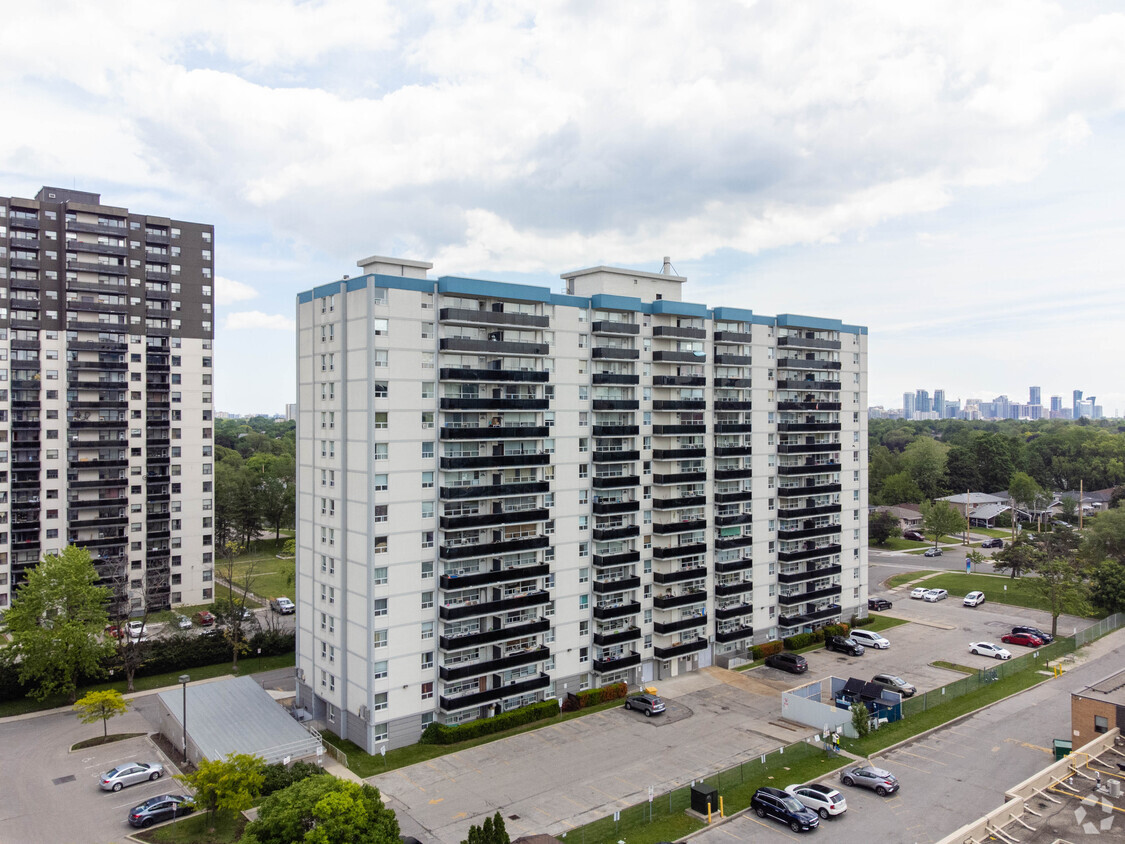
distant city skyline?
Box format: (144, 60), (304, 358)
(874, 384), (1113, 420)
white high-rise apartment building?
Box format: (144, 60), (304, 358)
(295, 256), (868, 751)
(0, 187), (215, 613)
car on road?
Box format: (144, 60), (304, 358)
(904, 530), (926, 541)
(126, 621), (147, 639)
(963, 591), (986, 607)
(981, 538), (1005, 549)
(623, 693), (665, 717)
(910, 587), (929, 600)
(923, 547), (944, 557)
(871, 673), (916, 697)
(105, 624), (124, 639)
(193, 610), (215, 627)
(270, 596), (295, 614)
(785, 783), (847, 819)
(100, 761), (164, 792)
(127, 794), (194, 828)
(173, 614), (192, 630)
(750, 786), (820, 832)
(1001, 632), (1044, 647)
(1012, 625), (1054, 644)
(970, 641), (1012, 660)
(765, 652), (809, 674)
(923, 588), (948, 602)
(867, 597), (892, 611)
(825, 635), (865, 656)
(840, 765), (900, 796)
(851, 629), (890, 649)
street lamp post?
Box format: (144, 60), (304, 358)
(178, 674), (190, 764)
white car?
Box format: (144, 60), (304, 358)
(785, 783), (848, 819)
(963, 591), (986, 607)
(850, 629), (890, 649)
(910, 587), (929, 600)
(970, 641), (1011, 660)
(923, 589), (948, 602)
(125, 621), (148, 639)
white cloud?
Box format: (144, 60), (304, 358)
(215, 276), (259, 306)
(224, 311), (295, 331)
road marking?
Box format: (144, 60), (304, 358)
(451, 811), (467, 819)
(1003, 738), (1053, 754)
(886, 758), (930, 774)
(896, 749), (946, 765)
(534, 807), (554, 819)
(428, 797), (444, 805)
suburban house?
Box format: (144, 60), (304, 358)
(936, 492), (1012, 528)
(871, 504), (923, 532)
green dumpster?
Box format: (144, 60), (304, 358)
(1053, 739), (1072, 761)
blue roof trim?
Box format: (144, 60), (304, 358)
(750, 314), (776, 326)
(776, 314), (843, 331)
(841, 324), (867, 335)
(590, 293), (645, 312)
(550, 293), (590, 308)
(367, 274), (436, 294)
(312, 281), (345, 299)
(438, 276), (552, 303)
(712, 306), (754, 322)
(297, 291), (313, 304)
(651, 299), (709, 318)
(346, 277), (368, 293)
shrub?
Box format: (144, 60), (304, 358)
(822, 623), (850, 638)
(782, 632), (818, 650)
(573, 682), (627, 709)
(420, 699), (560, 745)
(260, 760), (324, 798)
(751, 641), (784, 660)
(851, 615), (877, 629)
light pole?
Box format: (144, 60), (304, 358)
(178, 675), (190, 764)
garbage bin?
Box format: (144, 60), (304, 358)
(1053, 739), (1072, 761)
(690, 784), (718, 815)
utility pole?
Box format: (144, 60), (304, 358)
(1079, 480), (1084, 530)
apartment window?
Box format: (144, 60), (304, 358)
(373, 722), (388, 742)
(578, 542), (588, 557)
(372, 566), (388, 585)
(422, 411), (434, 429)
(374, 412), (387, 429)
(374, 443), (388, 460)
(374, 381), (388, 398)
(422, 471), (434, 488)
(422, 352), (434, 368)
(421, 501), (434, 518)
(421, 590), (434, 609)
(545, 411), (554, 428)
(579, 647), (589, 664)
(373, 629), (388, 648)
(578, 515), (588, 531)
(578, 489), (588, 505)
(422, 383), (435, 399)
(579, 412), (588, 426)
(421, 322), (433, 339)
(643, 411), (652, 425)
(374, 474), (388, 491)
(1095, 715), (1109, 734)
(421, 560), (434, 579)
(422, 442), (434, 458)
(421, 651), (434, 669)
(421, 682), (434, 700)
(422, 531), (434, 549)
(579, 386), (588, 400)
(374, 536), (388, 554)
(374, 350), (388, 367)
(579, 567), (590, 583)
(373, 318), (388, 335)
(373, 504), (388, 523)
(373, 661), (388, 680)
(578, 464), (588, 479)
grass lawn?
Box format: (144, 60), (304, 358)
(72, 732), (145, 750)
(931, 660), (975, 674)
(909, 571), (1105, 618)
(870, 537), (930, 551)
(0, 652), (295, 718)
(974, 527), (1013, 539)
(228, 557), (295, 602)
(886, 570), (937, 588)
(138, 810), (246, 844)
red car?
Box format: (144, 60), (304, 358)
(1001, 632), (1044, 647)
(193, 610), (215, 627)
(105, 624), (124, 638)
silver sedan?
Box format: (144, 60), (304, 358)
(100, 761), (164, 792)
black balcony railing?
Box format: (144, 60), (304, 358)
(715, 626), (754, 643)
(653, 639), (708, 659)
(439, 368), (549, 383)
(652, 447), (706, 460)
(440, 562), (550, 590)
(652, 495), (707, 510)
(652, 519), (707, 535)
(592, 450), (640, 464)
(653, 616), (706, 635)
(777, 336), (841, 350)
(591, 321), (640, 335)
(778, 564), (842, 584)
(777, 544), (842, 563)
(714, 557), (754, 574)
(592, 651), (642, 673)
(652, 542), (707, 560)
(438, 645), (550, 681)
(439, 308), (549, 328)
(440, 426), (550, 440)
(440, 453), (551, 470)
(593, 601), (641, 620)
(439, 618), (550, 650)
(592, 347), (640, 360)
(593, 575), (641, 594)
(592, 551), (641, 568)
(778, 524), (841, 541)
(592, 373), (640, 385)
(439, 590), (551, 621)
(439, 481), (550, 500)
(592, 499), (639, 515)
(593, 627), (642, 647)
(653, 471), (706, 485)
(652, 375), (706, 387)
(439, 534), (550, 560)
(714, 580), (753, 596)
(440, 337), (548, 356)
(653, 591), (706, 609)
(592, 525), (639, 541)
(591, 475), (640, 489)
(440, 398), (550, 411)
(652, 566), (707, 584)
(440, 508), (549, 530)
(715, 603), (753, 620)
(439, 672), (551, 711)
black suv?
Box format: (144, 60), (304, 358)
(1012, 625), (1053, 644)
(765, 652), (809, 674)
(825, 635), (865, 656)
(868, 597), (892, 611)
(751, 787), (820, 833)
(981, 538), (1005, 549)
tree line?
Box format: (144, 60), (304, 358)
(215, 416), (296, 547)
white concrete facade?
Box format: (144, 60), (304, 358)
(295, 257), (868, 752)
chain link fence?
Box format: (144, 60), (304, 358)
(1075, 612), (1124, 647)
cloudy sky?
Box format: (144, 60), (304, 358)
(4, 0), (1124, 416)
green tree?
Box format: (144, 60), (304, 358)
(1008, 472), (1042, 526)
(1089, 560), (1125, 615)
(177, 753), (265, 823)
(972, 432), (1018, 492)
(249, 454), (296, 542)
(991, 538), (1043, 579)
(2, 546), (114, 702)
(879, 471), (924, 505)
(1058, 495), (1079, 523)
(868, 510), (901, 546)
(241, 775), (400, 844)
(943, 446), (981, 495)
(849, 701), (870, 738)
(461, 812), (510, 844)
(901, 438), (949, 500)
(1081, 508), (1125, 564)
(920, 500), (965, 550)
(1028, 559), (1089, 639)
(73, 689), (130, 739)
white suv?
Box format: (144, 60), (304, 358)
(850, 629), (890, 649)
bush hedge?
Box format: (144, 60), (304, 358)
(566, 682), (627, 711)
(751, 640), (784, 660)
(420, 699), (560, 745)
(260, 760), (325, 798)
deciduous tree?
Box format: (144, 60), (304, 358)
(1081, 508), (1125, 564)
(241, 775), (400, 844)
(177, 752), (265, 823)
(868, 510), (901, 546)
(992, 538), (1042, 579)
(73, 689), (130, 739)
(901, 438), (949, 500)
(1028, 559), (1089, 639)
(1089, 560), (1125, 615)
(920, 500), (965, 550)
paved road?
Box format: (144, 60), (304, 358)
(691, 626), (1125, 844)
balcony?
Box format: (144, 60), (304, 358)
(778, 563), (842, 585)
(715, 626), (754, 644)
(440, 562), (550, 590)
(653, 639), (708, 659)
(652, 495), (706, 510)
(592, 499), (639, 515)
(439, 645), (550, 682)
(652, 424), (705, 436)
(439, 368), (549, 383)
(652, 566), (707, 584)
(714, 467), (752, 480)
(592, 373), (639, 385)
(652, 400), (705, 411)
(652, 351), (705, 363)
(593, 601), (641, 620)
(439, 308), (549, 328)
(440, 426), (550, 440)
(777, 462), (842, 476)
(653, 375), (705, 387)
(714, 490), (753, 504)
(653, 591), (706, 610)
(652, 447), (705, 460)
(777, 336), (841, 351)
(778, 524), (840, 541)
(592, 347), (640, 360)
(592, 450), (640, 464)
(440, 337), (548, 356)
(439, 534), (550, 560)
(713, 446), (752, 457)
(777, 544), (842, 563)
(714, 579), (753, 597)
(713, 423), (752, 434)
(805, 604), (843, 621)
(778, 503), (841, 519)
(652, 471), (706, 485)
(778, 583), (842, 606)
(440, 507), (549, 531)
(440, 397), (550, 411)
(439, 481), (550, 500)
(777, 422), (841, 432)
(593, 626), (642, 647)
(715, 603), (753, 620)
(593, 575), (641, 594)
(713, 330), (753, 343)
(653, 616), (706, 635)
(592, 321), (640, 335)
(439, 618), (550, 650)
(713, 400), (752, 410)
(593, 651), (642, 673)
(440, 453), (550, 470)
(592, 424), (639, 437)
(591, 474), (640, 490)
(652, 519), (707, 535)
(592, 399), (639, 411)
(777, 358), (842, 371)
(713, 377), (751, 387)
(715, 513), (752, 527)
(592, 525), (639, 542)
(652, 325), (705, 339)
(439, 672), (551, 712)
(439, 590), (551, 621)
(778, 401), (842, 411)
(713, 354), (752, 365)
(652, 542), (707, 560)
(593, 551), (641, 568)
(777, 379), (841, 391)
(714, 535), (753, 550)
(778, 482), (841, 496)
(714, 556), (754, 574)
(777, 442), (840, 454)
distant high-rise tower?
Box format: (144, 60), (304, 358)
(1050, 396), (1063, 413)
(915, 389), (931, 414)
(1029, 386), (1041, 406)
(903, 392), (915, 420)
(934, 389), (946, 418)
(1074, 390), (1083, 418)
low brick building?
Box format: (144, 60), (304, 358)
(1071, 667), (1125, 745)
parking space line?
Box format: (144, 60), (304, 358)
(895, 749), (946, 765)
(886, 758), (930, 774)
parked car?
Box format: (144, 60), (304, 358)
(270, 596), (295, 614)
(174, 614), (192, 630)
(104, 624), (124, 639)
(851, 629), (890, 650)
(192, 610), (215, 627)
(963, 591), (986, 607)
(128, 794), (194, 828)
(970, 641), (1012, 660)
(981, 538), (1005, 549)
(1012, 625), (1054, 644)
(825, 635), (865, 656)
(923, 589), (948, 602)
(100, 762), (164, 792)
(904, 530), (926, 541)
(839, 765), (900, 796)
(126, 621), (147, 639)
(923, 547), (943, 557)
(751, 786), (820, 832)
(910, 587), (929, 600)
(623, 693), (665, 717)
(765, 652), (809, 674)
(871, 673), (916, 697)
(867, 597), (892, 611)
(785, 783), (847, 820)
(1001, 632), (1044, 647)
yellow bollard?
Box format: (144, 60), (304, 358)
(720, 795), (725, 818)
(707, 802), (712, 824)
